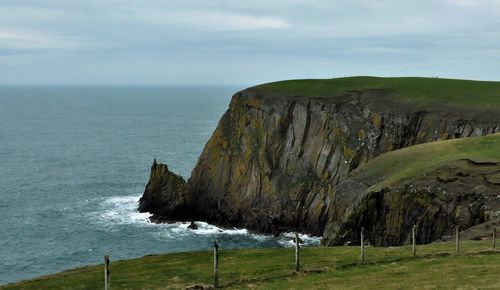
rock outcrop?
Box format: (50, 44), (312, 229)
(139, 78), (500, 244)
(322, 158), (500, 246)
(139, 159), (190, 222)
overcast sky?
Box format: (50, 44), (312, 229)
(1, 0), (499, 85)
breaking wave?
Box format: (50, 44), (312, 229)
(91, 194), (321, 247)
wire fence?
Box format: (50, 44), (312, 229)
(100, 226), (498, 289)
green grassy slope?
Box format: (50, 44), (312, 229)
(350, 133), (500, 190)
(252, 77), (500, 109)
(3, 241), (498, 289)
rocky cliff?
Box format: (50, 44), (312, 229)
(139, 77), (500, 244)
(322, 139), (500, 246)
(139, 159), (189, 222)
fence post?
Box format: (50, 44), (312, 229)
(360, 227), (365, 263)
(493, 227), (496, 251)
(213, 240), (219, 288)
(412, 225), (416, 257)
(104, 255), (110, 290)
(295, 233), (300, 272)
(455, 227), (460, 255)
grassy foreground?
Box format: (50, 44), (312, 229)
(3, 240), (498, 289)
(253, 76), (500, 109)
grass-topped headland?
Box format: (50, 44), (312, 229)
(321, 133), (500, 246)
(352, 133), (500, 190)
(251, 76), (500, 110)
(2, 240), (498, 289)
(142, 76), (500, 249)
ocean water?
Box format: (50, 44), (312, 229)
(0, 85), (319, 285)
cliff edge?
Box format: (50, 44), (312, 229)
(139, 77), (500, 244)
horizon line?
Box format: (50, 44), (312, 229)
(0, 83), (251, 87)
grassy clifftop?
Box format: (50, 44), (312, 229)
(2, 241), (498, 289)
(252, 77), (500, 109)
(354, 133), (500, 190)
(322, 133), (500, 246)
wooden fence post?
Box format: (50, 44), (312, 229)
(455, 227), (460, 255)
(213, 240), (219, 288)
(493, 227), (496, 251)
(360, 227), (365, 263)
(104, 255), (110, 290)
(412, 225), (416, 257)
(295, 233), (300, 272)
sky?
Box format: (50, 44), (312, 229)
(0, 0), (499, 85)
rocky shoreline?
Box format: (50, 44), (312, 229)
(139, 78), (500, 245)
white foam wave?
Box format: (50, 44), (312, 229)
(191, 222), (250, 235)
(277, 232), (321, 247)
(92, 194), (321, 246)
(151, 221), (257, 240)
(93, 195), (152, 227)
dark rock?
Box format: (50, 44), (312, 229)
(187, 221), (198, 230)
(322, 159), (500, 246)
(139, 86), (500, 245)
(138, 159), (190, 221)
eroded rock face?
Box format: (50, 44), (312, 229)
(138, 159), (190, 222)
(322, 159), (500, 246)
(185, 90), (499, 235)
(140, 88), (500, 241)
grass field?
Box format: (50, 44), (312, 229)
(3, 240), (498, 289)
(252, 77), (500, 109)
(351, 133), (500, 190)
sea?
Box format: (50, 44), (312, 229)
(0, 85), (320, 285)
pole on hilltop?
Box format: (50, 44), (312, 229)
(360, 227), (365, 262)
(295, 233), (300, 272)
(412, 225), (416, 257)
(213, 240), (219, 288)
(104, 255), (110, 290)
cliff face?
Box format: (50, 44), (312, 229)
(139, 84), (500, 240)
(322, 158), (500, 246)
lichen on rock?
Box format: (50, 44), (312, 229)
(139, 78), (500, 244)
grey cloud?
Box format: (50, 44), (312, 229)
(0, 0), (499, 84)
